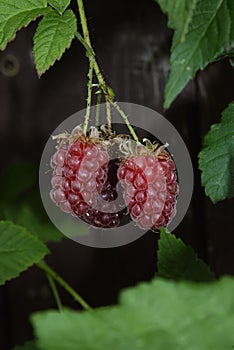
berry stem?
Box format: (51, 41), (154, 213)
(106, 101), (111, 131)
(76, 0), (109, 99)
(83, 60), (94, 135)
(110, 101), (139, 142)
(46, 271), (63, 311)
(95, 92), (101, 127)
(75, 31), (93, 58)
(37, 260), (92, 311)
(76, 0), (139, 142)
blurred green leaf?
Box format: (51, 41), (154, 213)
(0, 0), (48, 50)
(4, 193), (63, 242)
(0, 221), (49, 285)
(0, 162), (37, 202)
(32, 276), (234, 349)
(0, 163), (63, 242)
(230, 57), (234, 67)
(33, 9), (77, 76)
(199, 101), (234, 203)
(158, 228), (214, 281)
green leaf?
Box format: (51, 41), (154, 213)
(0, 221), (49, 285)
(13, 341), (38, 350)
(32, 276), (234, 349)
(156, 0), (197, 43)
(49, 0), (71, 14)
(199, 102), (234, 203)
(0, 0), (48, 50)
(161, 0), (234, 108)
(157, 228), (214, 281)
(33, 9), (77, 76)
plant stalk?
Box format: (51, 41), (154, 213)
(76, 0), (139, 142)
(76, 0), (109, 98)
(95, 92), (102, 127)
(83, 60), (94, 134)
(38, 261), (92, 311)
(106, 101), (111, 131)
(46, 272), (63, 311)
(110, 101), (139, 142)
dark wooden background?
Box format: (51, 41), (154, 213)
(0, 1), (234, 348)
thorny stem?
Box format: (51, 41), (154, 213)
(95, 92), (102, 127)
(76, 0), (108, 97)
(37, 261), (92, 311)
(46, 272), (63, 311)
(106, 101), (111, 131)
(75, 31), (93, 58)
(76, 0), (139, 142)
(110, 101), (139, 142)
(83, 60), (94, 135)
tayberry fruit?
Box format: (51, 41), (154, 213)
(50, 125), (178, 232)
(50, 133), (125, 228)
(118, 148), (178, 231)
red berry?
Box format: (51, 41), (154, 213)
(117, 151), (178, 231)
(50, 136), (126, 228)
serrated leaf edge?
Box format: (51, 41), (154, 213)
(164, 0), (232, 108)
(198, 102), (234, 203)
(157, 228), (214, 280)
(0, 220), (49, 286)
(32, 9), (77, 77)
(0, 6), (48, 51)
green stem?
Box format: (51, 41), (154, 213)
(76, 0), (108, 97)
(75, 31), (93, 58)
(83, 61), (94, 135)
(95, 92), (101, 127)
(106, 101), (111, 131)
(110, 101), (139, 142)
(37, 261), (92, 311)
(76, 0), (139, 142)
(76, 0), (91, 45)
(46, 272), (63, 311)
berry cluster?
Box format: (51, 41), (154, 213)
(50, 129), (178, 231)
(117, 153), (178, 230)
